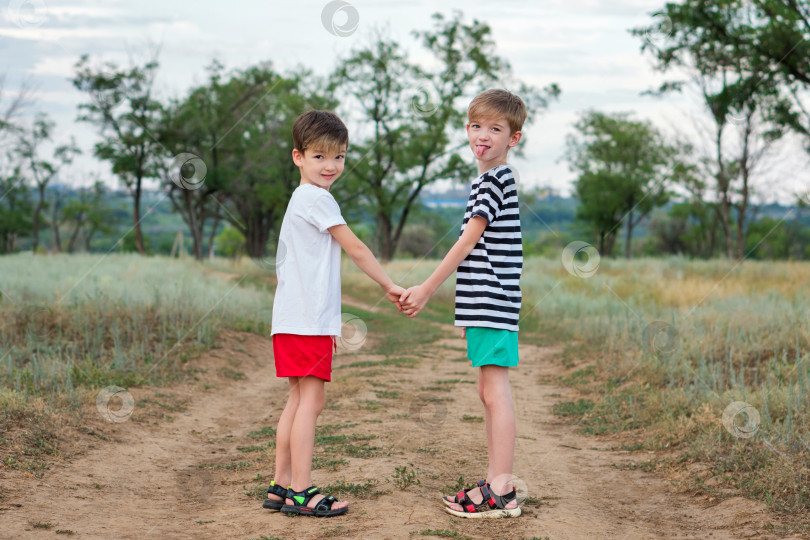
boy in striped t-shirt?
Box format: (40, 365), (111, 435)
(400, 89), (525, 518)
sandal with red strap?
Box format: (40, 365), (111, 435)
(444, 483), (522, 519)
(442, 479), (488, 507)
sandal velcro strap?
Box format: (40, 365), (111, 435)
(493, 488), (517, 509)
(459, 493), (481, 514)
(447, 479), (488, 504)
(480, 484), (497, 508)
(314, 495), (338, 512)
(267, 481), (288, 498)
(287, 486), (320, 507)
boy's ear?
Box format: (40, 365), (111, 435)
(292, 148), (304, 167)
(508, 131), (522, 148)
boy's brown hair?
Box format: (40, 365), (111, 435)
(467, 89), (527, 134)
(292, 110), (349, 155)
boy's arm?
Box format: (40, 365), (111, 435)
(400, 216), (487, 317)
(329, 224), (404, 310)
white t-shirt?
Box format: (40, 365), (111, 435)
(271, 184), (346, 336)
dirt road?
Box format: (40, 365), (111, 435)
(0, 301), (799, 539)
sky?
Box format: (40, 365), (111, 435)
(1, 0), (806, 202)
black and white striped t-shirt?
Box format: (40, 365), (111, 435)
(454, 165), (522, 332)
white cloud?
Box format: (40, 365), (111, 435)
(29, 55), (77, 77)
(0, 26), (118, 41)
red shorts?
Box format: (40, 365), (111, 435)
(272, 334), (334, 382)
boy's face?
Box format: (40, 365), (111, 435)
(292, 146), (347, 190)
(466, 117), (522, 172)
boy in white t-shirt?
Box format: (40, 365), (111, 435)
(263, 110), (404, 517)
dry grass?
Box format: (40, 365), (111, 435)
(344, 255), (810, 514)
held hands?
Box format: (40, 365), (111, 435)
(399, 284), (431, 318)
(384, 284), (406, 312)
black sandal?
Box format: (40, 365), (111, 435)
(442, 479), (487, 506)
(262, 481), (288, 510)
(444, 483), (521, 519)
(280, 486), (348, 517)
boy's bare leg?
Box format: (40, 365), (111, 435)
(267, 377), (300, 502)
(287, 375), (348, 510)
(448, 365), (517, 510)
(482, 365), (516, 505)
(480, 368), (495, 474)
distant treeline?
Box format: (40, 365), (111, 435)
(4, 184), (808, 261)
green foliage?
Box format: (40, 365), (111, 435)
(745, 216), (810, 260)
(15, 112), (81, 252)
(60, 181), (115, 253)
(321, 479), (384, 498)
(392, 465), (421, 489)
(160, 60), (337, 260)
(214, 226), (245, 258)
(566, 111), (673, 257)
(331, 12), (559, 260)
(0, 167), (32, 253)
(73, 51), (164, 255)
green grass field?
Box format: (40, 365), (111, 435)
(1, 253), (808, 514)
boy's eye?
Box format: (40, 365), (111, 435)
(336, 155), (345, 160)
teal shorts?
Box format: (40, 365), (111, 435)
(465, 327), (519, 367)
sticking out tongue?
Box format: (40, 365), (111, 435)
(475, 145), (488, 157)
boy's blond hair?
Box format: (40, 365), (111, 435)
(292, 110), (349, 155)
(467, 89), (527, 134)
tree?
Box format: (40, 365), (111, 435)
(636, 1), (789, 259)
(0, 75), (31, 149)
(0, 161), (32, 253)
(566, 111), (673, 257)
(331, 12), (559, 260)
(160, 61), (335, 260)
(214, 226), (245, 259)
(675, 1), (810, 148)
(61, 181), (114, 252)
(73, 50), (163, 255)
(15, 113), (80, 252)
(745, 215), (810, 260)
